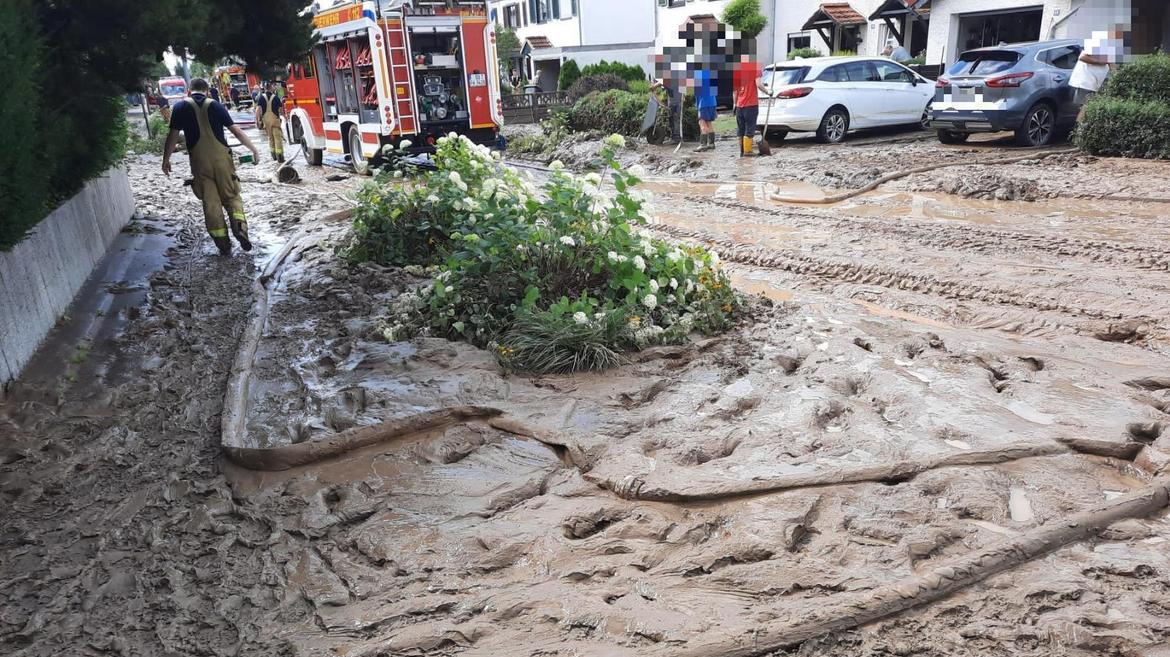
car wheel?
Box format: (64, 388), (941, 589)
(349, 127), (370, 175)
(765, 129), (788, 142)
(816, 108), (849, 144)
(1016, 103), (1056, 147)
(920, 102), (933, 131)
(937, 130), (970, 145)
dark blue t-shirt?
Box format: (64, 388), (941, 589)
(255, 93), (283, 115)
(169, 95), (234, 150)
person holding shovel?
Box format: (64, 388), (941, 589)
(732, 53), (769, 157)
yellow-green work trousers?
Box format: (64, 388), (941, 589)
(185, 98), (248, 247)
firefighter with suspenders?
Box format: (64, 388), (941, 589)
(255, 82), (285, 163)
(162, 78), (261, 256)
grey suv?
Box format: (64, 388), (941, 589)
(930, 39), (1083, 146)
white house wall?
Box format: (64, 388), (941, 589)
(580, 0), (656, 45)
(490, 0), (582, 48)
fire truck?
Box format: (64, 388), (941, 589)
(214, 64), (260, 108)
(284, 0), (503, 174)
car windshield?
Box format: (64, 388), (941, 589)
(761, 66), (808, 87)
(947, 50), (1022, 76)
(161, 84), (186, 96)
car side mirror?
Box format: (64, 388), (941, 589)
(910, 77), (919, 86)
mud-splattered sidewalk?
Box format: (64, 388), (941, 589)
(4, 140), (1170, 657)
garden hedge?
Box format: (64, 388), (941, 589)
(1076, 97), (1170, 159)
(567, 73), (629, 102)
(580, 60), (647, 83)
(1101, 54), (1170, 106)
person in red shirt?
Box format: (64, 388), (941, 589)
(732, 55), (770, 157)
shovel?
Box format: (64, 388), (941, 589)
(757, 88), (774, 157)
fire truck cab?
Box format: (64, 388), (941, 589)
(285, 0), (503, 174)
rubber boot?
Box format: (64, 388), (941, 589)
(231, 220), (253, 252)
(741, 136), (755, 157)
(213, 235), (232, 256)
(693, 133), (708, 152)
(708, 133), (715, 152)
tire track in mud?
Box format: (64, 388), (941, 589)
(648, 222), (1163, 342)
(678, 195), (1170, 273)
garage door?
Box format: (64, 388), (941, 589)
(958, 7), (1043, 52)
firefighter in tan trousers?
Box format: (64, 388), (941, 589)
(255, 82), (285, 163)
(162, 78), (261, 256)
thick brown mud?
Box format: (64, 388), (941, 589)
(5, 133), (1170, 657)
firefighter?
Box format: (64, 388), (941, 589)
(162, 78), (261, 256)
(255, 82), (285, 162)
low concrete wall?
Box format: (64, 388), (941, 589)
(0, 168), (135, 383)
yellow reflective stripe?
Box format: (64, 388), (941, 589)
(231, 212), (246, 221)
(209, 228), (228, 237)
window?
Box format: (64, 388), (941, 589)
(503, 4), (521, 28)
(570, 0), (577, 16)
(762, 66), (809, 87)
(874, 61), (913, 83)
(302, 55), (315, 78)
(842, 60), (880, 82)
(947, 50), (1021, 76)
(528, 0), (552, 23)
(787, 32), (811, 52)
(818, 64), (846, 82)
(1039, 45), (1080, 70)
(668, 0), (687, 7)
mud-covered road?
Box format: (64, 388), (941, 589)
(4, 132), (1170, 657)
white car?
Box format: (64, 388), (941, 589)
(756, 56), (935, 144)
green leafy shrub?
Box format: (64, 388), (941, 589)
(506, 112), (569, 156)
(567, 88), (644, 135)
(126, 115), (170, 154)
(581, 60), (646, 83)
(1076, 97), (1170, 159)
(627, 79), (651, 96)
(349, 134), (739, 373)
(568, 88), (698, 140)
(1101, 54), (1170, 105)
(721, 0), (767, 39)
(558, 59), (582, 91)
(787, 47), (823, 60)
(567, 73), (629, 102)
(831, 49), (857, 57)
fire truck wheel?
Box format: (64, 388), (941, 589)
(302, 137), (323, 166)
(348, 127), (371, 176)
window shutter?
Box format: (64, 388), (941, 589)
(571, 0), (578, 16)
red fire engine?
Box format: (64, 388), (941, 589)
(284, 0), (503, 174)
(214, 64), (260, 109)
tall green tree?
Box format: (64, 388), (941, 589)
(496, 25), (520, 77)
(0, 0), (48, 248)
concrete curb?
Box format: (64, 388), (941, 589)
(0, 168), (134, 383)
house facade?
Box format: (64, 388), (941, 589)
(487, 0), (1170, 92)
(489, 0), (656, 90)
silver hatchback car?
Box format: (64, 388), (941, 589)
(930, 39), (1083, 147)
